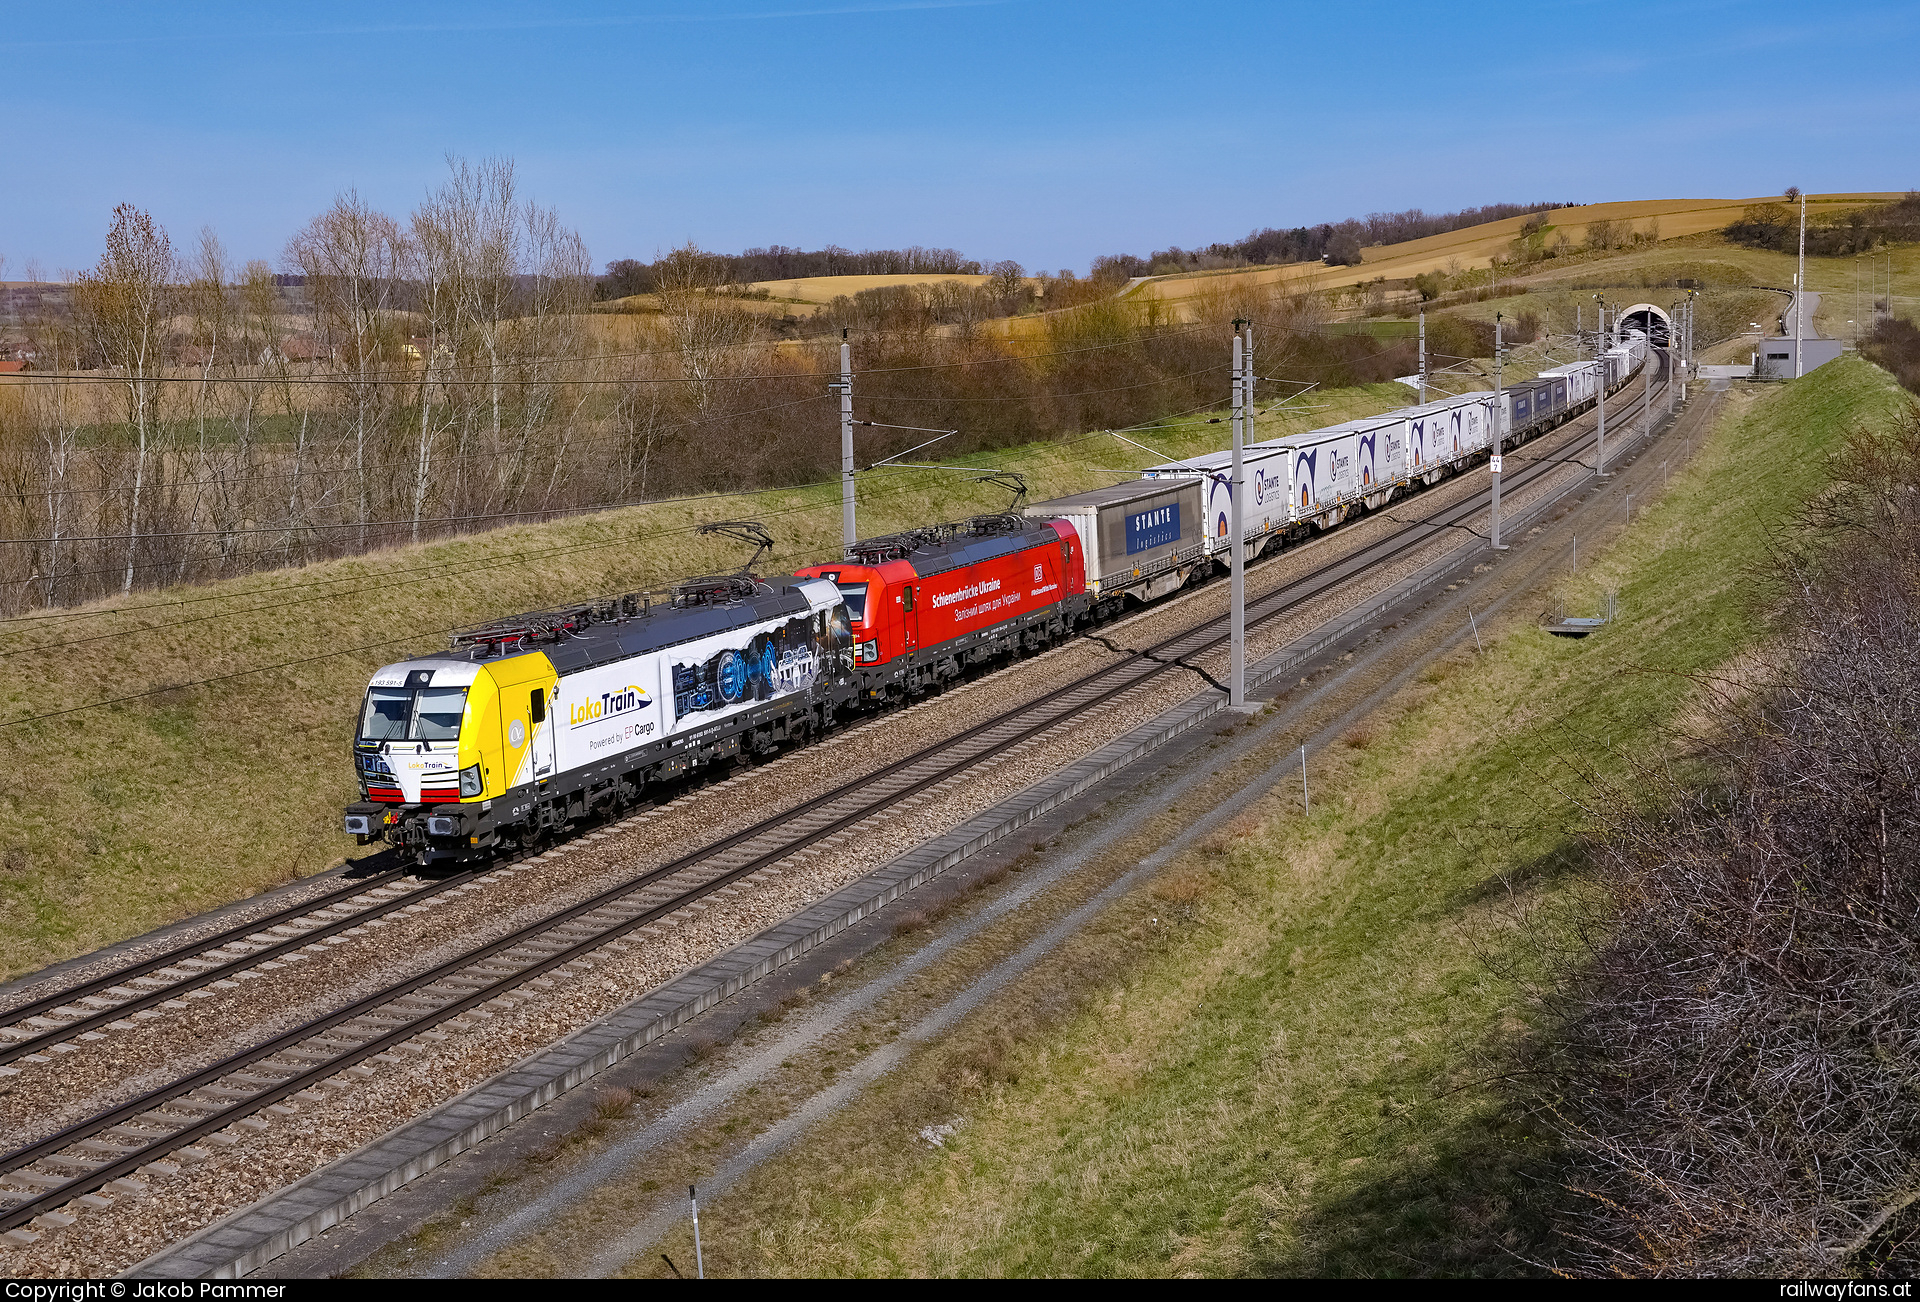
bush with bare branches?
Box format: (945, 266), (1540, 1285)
(1537, 404), (1920, 1277)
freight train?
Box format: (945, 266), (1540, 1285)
(344, 335), (1648, 863)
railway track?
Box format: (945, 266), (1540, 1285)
(0, 356), (1679, 1235)
(0, 351), (1667, 1063)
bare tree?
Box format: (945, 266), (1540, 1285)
(436, 156), (520, 455)
(178, 227), (231, 578)
(990, 259), (1026, 302)
(72, 203), (174, 593)
(408, 184), (468, 543)
(514, 198), (593, 511)
(654, 241), (754, 410)
(286, 190), (407, 545)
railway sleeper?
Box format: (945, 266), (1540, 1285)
(154, 1096), (224, 1116)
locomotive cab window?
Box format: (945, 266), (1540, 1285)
(902, 585), (915, 612)
(413, 687), (467, 741)
(358, 686), (469, 741)
(835, 581), (870, 622)
(530, 688), (547, 723)
(359, 688), (414, 741)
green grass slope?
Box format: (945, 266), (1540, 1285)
(654, 356), (1910, 1276)
(0, 384), (1413, 982)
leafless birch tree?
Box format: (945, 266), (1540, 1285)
(285, 191), (406, 546)
(71, 203), (174, 593)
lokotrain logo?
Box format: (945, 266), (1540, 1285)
(570, 685), (651, 729)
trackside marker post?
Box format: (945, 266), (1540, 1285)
(1301, 745), (1310, 815)
(691, 1184), (705, 1278)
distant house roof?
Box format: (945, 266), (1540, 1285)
(277, 335), (330, 362)
(0, 360), (27, 374)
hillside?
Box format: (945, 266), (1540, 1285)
(1118, 193), (1904, 311)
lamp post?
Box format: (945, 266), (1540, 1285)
(1668, 304), (1679, 414)
(1229, 319), (1248, 709)
(831, 331), (855, 555)
(1687, 291), (1696, 391)
(1593, 295), (1609, 477)
(1795, 188), (1806, 378)
(1490, 312), (1508, 550)
(1418, 309), (1427, 404)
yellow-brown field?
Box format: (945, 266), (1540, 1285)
(1119, 192), (1904, 312)
(596, 273), (1006, 320)
(753, 272), (997, 305)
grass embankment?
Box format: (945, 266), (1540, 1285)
(649, 356), (1907, 1276)
(0, 384), (1411, 982)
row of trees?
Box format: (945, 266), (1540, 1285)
(1, 171), (1480, 615)
(587, 199), (1574, 308)
(0, 158), (608, 611)
(0, 170), (1561, 615)
(1725, 191), (1920, 257)
(595, 244), (989, 299)
(1088, 201), (1570, 278)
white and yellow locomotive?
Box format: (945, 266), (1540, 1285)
(344, 573), (854, 865)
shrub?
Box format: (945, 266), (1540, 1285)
(1537, 406), (1920, 1277)
(1863, 318), (1920, 396)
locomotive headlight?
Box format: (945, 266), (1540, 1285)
(458, 763), (484, 797)
(859, 639), (878, 662)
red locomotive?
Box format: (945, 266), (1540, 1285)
(796, 512), (1088, 702)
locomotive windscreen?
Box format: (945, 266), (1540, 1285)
(835, 582), (870, 621)
(359, 686), (467, 741)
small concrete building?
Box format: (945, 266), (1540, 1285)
(1754, 335), (1845, 379)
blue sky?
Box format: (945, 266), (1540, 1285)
(4, 0), (1916, 278)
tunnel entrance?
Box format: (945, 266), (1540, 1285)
(1614, 302), (1673, 347)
